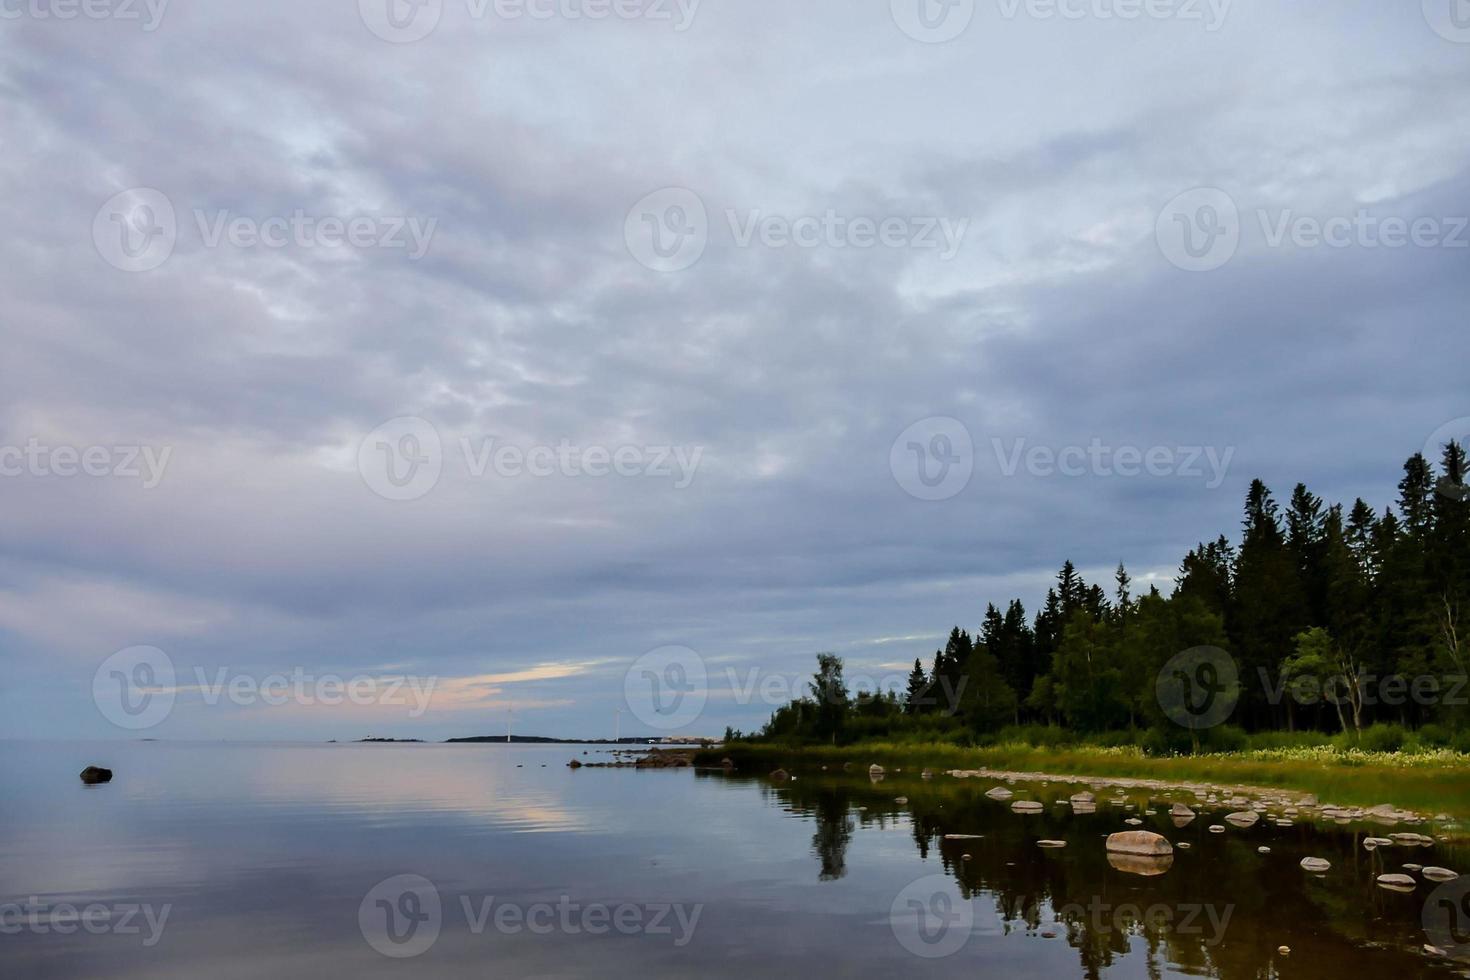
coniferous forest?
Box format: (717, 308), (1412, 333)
(745, 442), (1470, 754)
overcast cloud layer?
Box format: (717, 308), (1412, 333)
(2, 0), (1468, 741)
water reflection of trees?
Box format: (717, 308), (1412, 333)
(810, 787), (854, 880)
(700, 769), (1467, 979)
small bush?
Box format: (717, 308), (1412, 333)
(1245, 730), (1332, 751)
(1417, 723), (1451, 747)
(1202, 725), (1248, 752)
(1333, 723), (1408, 753)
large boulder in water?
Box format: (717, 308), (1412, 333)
(80, 766), (113, 784)
(1105, 831), (1173, 857)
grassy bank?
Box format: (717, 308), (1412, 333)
(698, 741), (1470, 818)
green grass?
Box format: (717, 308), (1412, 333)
(699, 740), (1470, 819)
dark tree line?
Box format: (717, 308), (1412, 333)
(755, 441), (1469, 746)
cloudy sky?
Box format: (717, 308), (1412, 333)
(2, 0), (1468, 742)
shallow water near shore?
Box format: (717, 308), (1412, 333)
(3, 741), (1468, 978)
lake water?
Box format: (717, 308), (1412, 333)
(3, 741), (1468, 978)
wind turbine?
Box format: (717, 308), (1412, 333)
(614, 707), (622, 744)
(506, 704), (513, 744)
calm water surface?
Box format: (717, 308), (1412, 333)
(2, 741), (1467, 978)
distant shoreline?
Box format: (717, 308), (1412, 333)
(351, 735), (716, 746)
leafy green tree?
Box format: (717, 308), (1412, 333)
(809, 653), (849, 743)
(1051, 609), (1126, 732)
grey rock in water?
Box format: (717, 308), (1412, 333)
(1376, 873), (1417, 892)
(79, 766), (113, 785)
(1105, 831), (1173, 856)
(1300, 857), (1331, 873)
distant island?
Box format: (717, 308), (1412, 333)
(445, 735), (714, 745)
